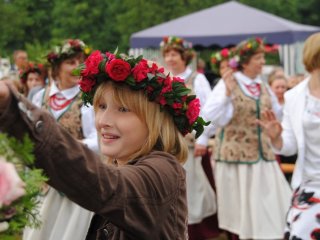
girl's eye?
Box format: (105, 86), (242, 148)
(98, 104), (107, 110)
(119, 107), (130, 112)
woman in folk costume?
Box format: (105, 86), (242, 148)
(23, 39), (98, 240)
(202, 37), (292, 240)
(19, 62), (46, 99)
(160, 36), (219, 239)
(258, 32), (320, 240)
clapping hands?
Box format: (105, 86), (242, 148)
(256, 110), (283, 149)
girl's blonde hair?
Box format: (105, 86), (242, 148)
(93, 81), (188, 164)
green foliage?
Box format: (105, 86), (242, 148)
(0, 134), (47, 237)
(0, 0), (319, 58)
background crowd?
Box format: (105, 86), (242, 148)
(0, 18), (319, 239)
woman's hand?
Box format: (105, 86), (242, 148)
(256, 110), (283, 149)
(222, 69), (236, 97)
(194, 144), (207, 157)
(0, 81), (10, 111)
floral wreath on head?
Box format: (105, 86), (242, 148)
(210, 48), (236, 74)
(46, 39), (92, 65)
(160, 36), (195, 61)
(236, 37), (264, 64)
(74, 50), (210, 138)
(19, 62), (45, 84)
(160, 36), (193, 50)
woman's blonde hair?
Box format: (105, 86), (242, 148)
(303, 32), (320, 72)
(93, 81), (188, 164)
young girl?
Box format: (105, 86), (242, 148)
(0, 50), (208, 239)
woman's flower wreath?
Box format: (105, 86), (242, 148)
(19, 62), (45, 84)
(160, 36), (193, 50)
(0, 134), (47, 237)
(210, 48), (240, 75)
(75, 50), (209, 138)
(47, 39), (92, 65)
(236, 37), (264, 64)
(210, 48), (232, 74)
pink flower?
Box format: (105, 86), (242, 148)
(186, 98), (200, 124)
(228, 57), (239, 70)
(132, 59), (149, 82)
(220, 48), (229, 58)
(105, 52), (115, 62)
(79, 77), (96, 92)
(83, 50), (103, 76)
(0, 159), (25, 206)
(106, 59), (131, 81)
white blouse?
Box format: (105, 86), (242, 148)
(197, 71), (282, 146)
(32, 82), (99, 153)
(177, 68), (216, 140)
(176, 67), (211, 107)
(302, 88), (320, 181)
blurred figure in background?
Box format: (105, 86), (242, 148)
(23, 39), (97, 240)
(19, 62), (46, 99)
(257, 32), (320, 240)
(202, 37), (291, 240)
(161, 36), (219, 240)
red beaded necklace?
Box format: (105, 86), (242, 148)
(49, 94), (74, 111)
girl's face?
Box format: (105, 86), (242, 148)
(95, 85), (149, 164)
(26, 72), (44, 91)
(242, 52), (265, 78)
(58, 57), (81, 89)
(271, 78), (287, 102)
(164, 50), (186, 73)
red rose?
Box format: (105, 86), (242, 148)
(256, 37), (263, 44)
(132, 59), (149, 82)
(106, 59), (131, 81)
(149, 62), (160, 74)
(158, 95), (167, 106)
(161, 81), (172, 94)
(157, 76), (166, 84)
(79, 77), (96, 92)
(172, 77), (184, 83)
(186, 98), (200, 124)
(220, 48), (229, 58)
(172, 102), (182, 109)
(83, 50), (103, 76)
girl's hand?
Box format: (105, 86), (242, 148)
(222, 69), (236, 97)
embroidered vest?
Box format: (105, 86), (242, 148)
(184, 71), (198, 147)
(42, 87), (84, 140)
(215, 81), (276, 163)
